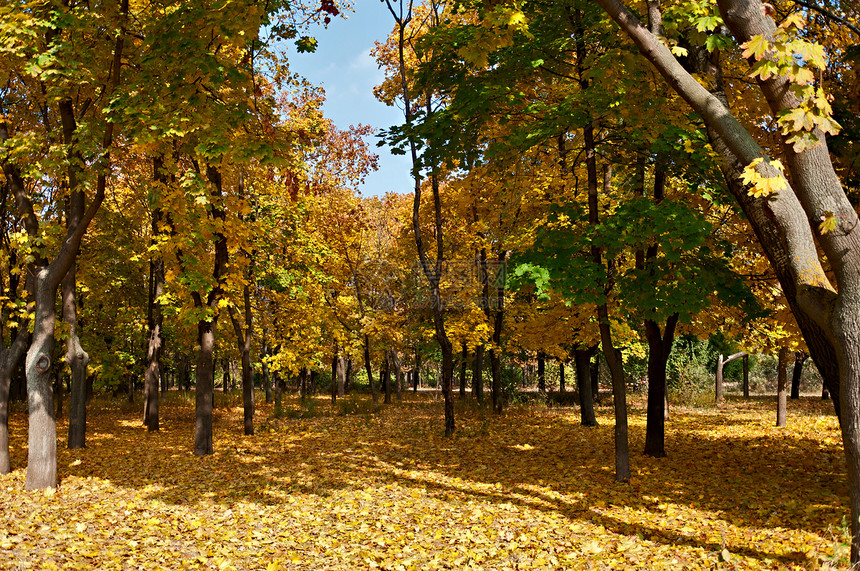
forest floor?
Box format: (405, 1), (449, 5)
(0, 391), (849, 570)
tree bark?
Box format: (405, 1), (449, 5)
(194, 319), (216, 455)
(743, 354), (750, 399)
(337, 356), (346, 398)
(537, 351), (546, 393)
(54, 360), (63, 421)
(473, 346), (484, 402)
(363, 334), (377, 404)
(791, 352), (806, 399)
(584, 119), (628, 482)
(716, 351), (745, 403)
(222, 358), (231, 392)
(331, 350), (338, 405)
(716, 354), (725, 403)
(190, 164), (229, 456)
(0, 321), (30, 473)
(25, 275), (60, 489)
(383, 351), (392, 404)
(459, 346), (467, 399)
(559, 359), (565, 393)
(574, 347), (598, 427)
(64, 264), (89, 448)
(672, 12), (860, 554)
(16, 0), (126, 488)
(596, 0), (844, 415)
(59, 95), (90, 451)
(643, 315), (678, 457)
(143, 171), (165, 431)
(489, 349), (502, 414)
(228, 275), (254, 436)
(390, 350), (402, 402)
(385, 0), (454, 434)
(777, 347), (790, 427)
(490, 251), (505, 414)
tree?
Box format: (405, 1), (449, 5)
(380, 0), (457, 435)
(595, 0), (860, 559)
(0, 0), (130, 489)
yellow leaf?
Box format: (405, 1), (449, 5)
(741, 35), (769, 60)
(819, 211), (837, 234)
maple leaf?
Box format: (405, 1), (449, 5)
(741, 36), (770, 61)
(819, 211), (837, 234)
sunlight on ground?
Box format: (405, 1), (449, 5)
(0, 393), (849, 569)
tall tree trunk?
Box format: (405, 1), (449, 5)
(643, 315), (679, 457)
(228, 275), (254, 436)
(337, 356), (346, 398)
(716, 351), (746, 403)
(716, 354), (725, 404)
(584, 118), (628, 482)
(0, 353), (14, 474)
(64, 264), (89, 448)
(489, 350), (502, 414)
(412, 351), (420, 392)
(345, 358), (353, 394)
(459, 346), (467, 399)
(58, 95), (90, 450)
(383, 351), (392, 404)
(0, 353), (12, 474)
(364, 334), (377, 404)
(600, 315), (628, 482)
(390, 350), (402, 402)
(537, 351), (546, 393)
(0, 323), (29, 474)
(440, 342), (455, 434)
(490, 252), (505, 414)
(742, 354), (749, 398)
(222, 359), (231, 392)
(190, 164), (228, 456)
(385, 0), (453, 435)
(331, 350), (338, 405)
(274, 372), (283, 412)
(590, 353), (600, 404)
(777, 347), (790, 427)
(791, 352), (806, 400)
(25, 273), (61, 489)
(594, 6), (860, 541)
(261, 343), (273, 404)
(574, 347), (598, 427)
(559, 359), (566, 393)
(299, 368), (307, 397)
(194, 319), (216, 455)
(473, 346), (484, 402)
(144, 155), (166, 431)
(143, 223), (164, 431)
(54, 366), (63, 421)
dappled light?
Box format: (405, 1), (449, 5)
(0, 393), (848, 569)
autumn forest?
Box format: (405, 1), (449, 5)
(0, 0), (859, 568)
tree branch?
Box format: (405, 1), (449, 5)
(793, 0), (860, 37)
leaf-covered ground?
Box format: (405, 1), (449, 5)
(0, 392), (849, 570)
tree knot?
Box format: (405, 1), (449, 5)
(36, 354), (50, 373)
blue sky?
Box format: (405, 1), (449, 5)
(284, 0), (414, 197)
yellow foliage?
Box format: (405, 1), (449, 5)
(0, 394), (848, 569)
(740, 158), (788, 198)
